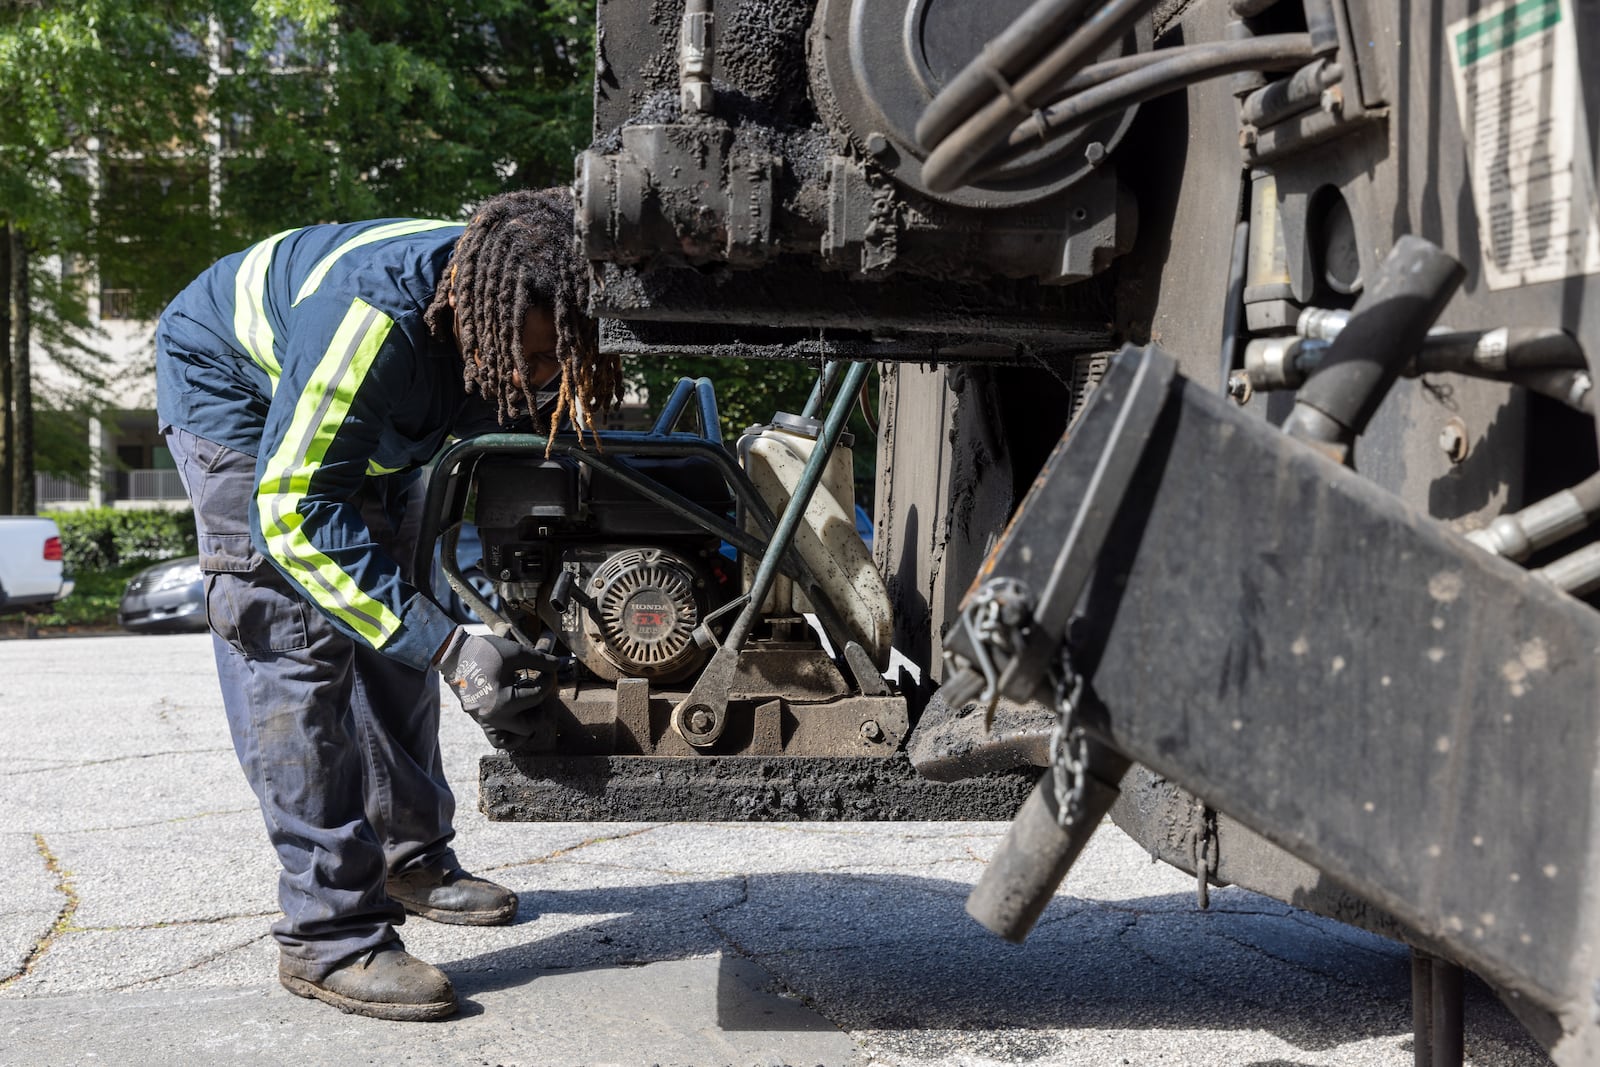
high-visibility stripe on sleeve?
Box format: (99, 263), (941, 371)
(257, 298), (405, 647)
(293, 219), (458, 306)
(233, 228), (298, 384)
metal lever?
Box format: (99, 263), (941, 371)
(673, 360), (872, 747)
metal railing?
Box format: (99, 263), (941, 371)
(35, 474), (89, 504)
(120, 469), (186, 502)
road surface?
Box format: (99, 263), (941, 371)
(0, 632), (1548, 1065)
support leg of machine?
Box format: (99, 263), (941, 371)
(1412, 949), (1464, 1067)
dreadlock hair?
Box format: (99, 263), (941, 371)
(424, 187), (621, 448)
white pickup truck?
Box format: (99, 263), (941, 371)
(0, 516), (74, 614)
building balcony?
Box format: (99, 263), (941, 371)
(117, 469), (186, 504)
(36, 473), (90, 507)
(36, 469), (187, 511)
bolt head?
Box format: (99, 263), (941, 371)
(1321, 86), (1344, 115)
(1227, 371), (1253, 405)
(687, 708), (715, 735)
(865, 131), (891, 159)
(1085, 141), (1106, 166)
(860, 719), (884, 742)
(1439, 419), (1469, 464)
(681, 82), (713, 114)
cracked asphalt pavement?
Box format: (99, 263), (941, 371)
(0, 634), (1551, 1066)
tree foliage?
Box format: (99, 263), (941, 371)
(0, 1), (857, 520)
(0, 1), (595, 510)
(218, 0), (595, 235)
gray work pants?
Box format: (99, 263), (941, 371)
(165, 426), (458, 979)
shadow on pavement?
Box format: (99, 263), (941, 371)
(434, 872), (1544, 1061)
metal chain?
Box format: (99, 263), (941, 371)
(1048, 647), (1088, 829)
(957, 577), (1030, 725)
(1193, 799), (1216, 910)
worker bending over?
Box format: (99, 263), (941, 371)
(156, 188), (622, 1021)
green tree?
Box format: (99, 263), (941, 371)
(0, 1), (337, 512)
(0, 1), (595, 512)
(217, 1), (595, 233)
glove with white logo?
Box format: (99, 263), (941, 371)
(435, 629), (557, 747)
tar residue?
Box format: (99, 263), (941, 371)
(481, 752), (1035, 822)
(718, 0), (812, 118)
(614, 0), (818, 124)
(591, 0), (827, 214)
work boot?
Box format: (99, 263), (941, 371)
(279, 944), (457, 1022)
(387, 865), (519, 926)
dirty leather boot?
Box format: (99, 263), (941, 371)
(279, 943), (457, 1022)
(386, 866), (519, 926)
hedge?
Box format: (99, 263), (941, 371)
(43, 508), (198, 573)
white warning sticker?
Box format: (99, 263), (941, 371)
(1447, 0), (1600, 290)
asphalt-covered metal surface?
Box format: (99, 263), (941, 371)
(0, 633), (1550, 1066)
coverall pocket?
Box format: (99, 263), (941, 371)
(173, 428), (312, 657)
(204, 563), (311, 657)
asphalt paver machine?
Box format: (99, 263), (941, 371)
(421, 1), (1600, 1059)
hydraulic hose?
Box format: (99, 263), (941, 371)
(914, 0), (1101, 152)
(1412, 328), (1587, 375)
(1283, 236), (1465, 463)
(980, 35), (1315, 175)
(1506, 368), (1594, 414)
(1220, 218), (1251, 396)
(1239, 56), (1341, 128)
(1249, 320), (1588, 391)
(921, 0), (1161, 194)
(1470, 471), (1600, 561)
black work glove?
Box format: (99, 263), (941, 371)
(435, 629), (557, 747)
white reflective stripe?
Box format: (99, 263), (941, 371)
(232, 228), (298, 383)
(292, 219), (458, 306)
(257, 299), (404, 646)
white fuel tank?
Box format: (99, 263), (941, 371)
(738, 413), (893, 667)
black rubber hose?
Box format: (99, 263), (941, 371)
(914, 0), (1101, 152)
(1239, 56), (1340, 128)
(1035, 41), (1282, 112)
(1286, 236), (1465, 451)
(922, 0), (1160, 194)
(1049, 47), (1181, 96)
(1411, 328), (1587, 374)
(1505, 369), (1594, 414)
(1220, 218), (1251, 396)
(1303, 0), (1341, 54)
(976, 35), (1315, 176)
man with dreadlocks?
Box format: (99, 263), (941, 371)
(155, 188), (621, 1021)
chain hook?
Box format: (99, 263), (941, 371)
(955, 577), (1032, 726)
(1048, 643), (1089, 828)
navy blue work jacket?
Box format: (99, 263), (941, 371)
(155, 219), (499, 670)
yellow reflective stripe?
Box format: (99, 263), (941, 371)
(366, 458), (405, 476)
(293, 219), (457, 306)
(258, 299), (404, 646)
(232, 228), (298, 383)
